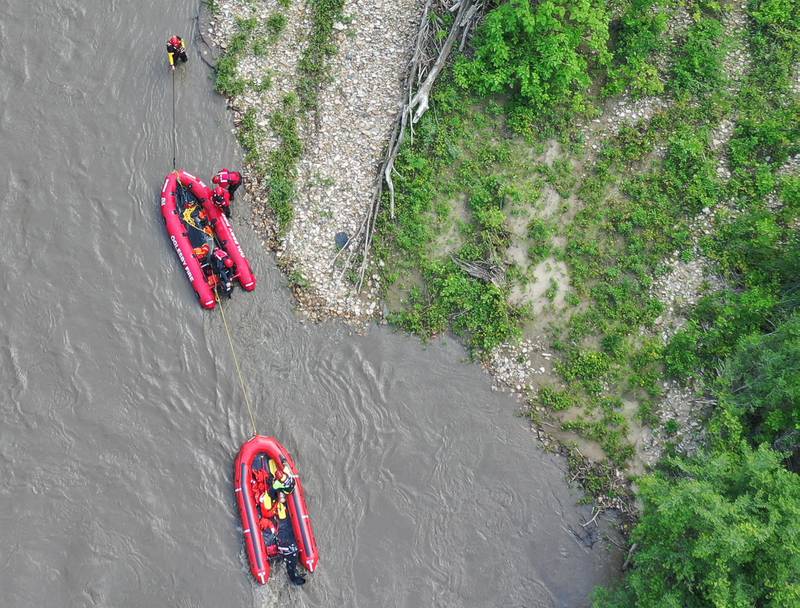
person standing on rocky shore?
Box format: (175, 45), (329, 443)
(211, 168), (243, 200)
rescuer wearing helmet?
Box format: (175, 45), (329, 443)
(212, 168), (243, 200)
(166, 35), (188, 70)
(210, 249), (234, 297)
(255, 461), (305, 585)
(211, 185), (232, 218)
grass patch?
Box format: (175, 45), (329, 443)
(264, 94), (302, 230)
(214, 16), (259, 96)
(296, 0), (347, 112)
(204, 0), (221, 17)
(237, 108), (261, 164)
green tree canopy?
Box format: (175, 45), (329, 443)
(454, 0), (611, 117)
(720, 312), (800, 446)
(594, 445), (800, 607)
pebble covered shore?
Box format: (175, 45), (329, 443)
(207, 0), (424, 322)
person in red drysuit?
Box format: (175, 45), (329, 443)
(211, 185), (232, 218)
(210, 248), (234, 297)
(252, 468), (270, 502)
(166, 35), (188, 70)
(212, 169), (243, 200)
(252, 462), (305, 585)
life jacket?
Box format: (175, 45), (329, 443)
(213, 248), (228, 262)
(213, 169), (241, 188)
(259, 489), (288, 520)
(212, 169), (231, 187)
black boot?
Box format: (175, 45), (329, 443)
(285, 555), (306, 586)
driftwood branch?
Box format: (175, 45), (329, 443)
(580, 507), (601, 529)
(451, 256), (505, 286)
(335, 0), (485, 291)
(622, 543), (638, 571)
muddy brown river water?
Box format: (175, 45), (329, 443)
(0, 1), (620, 606)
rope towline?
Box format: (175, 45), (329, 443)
(169, 55), (254, 437)
(171, 69), (177, 169)
(215, 288), (258, 437)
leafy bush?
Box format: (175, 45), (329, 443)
(713, 210), (789, 285)
(537, 386), (574, 411)
(666, 287), (779, 377)
(454, 0), (611, 122)
(662, 126), (721, 215)
(391, 259), (525, 353)
(558, 350), (611, 381)
(748, 0), (800, 59)
(719, 312), (800, 446)
(594, 445), (800, 607)
(671, 16), (727, 96)
(605, 0), (668, 97)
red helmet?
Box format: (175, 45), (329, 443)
(169, 35), (181, 46)
(224, 258), (234, 269)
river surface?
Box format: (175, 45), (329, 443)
(0, 1), (621, 606)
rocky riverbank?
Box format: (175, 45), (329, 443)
(205, 0), (424, 323)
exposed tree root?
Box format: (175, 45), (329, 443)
(335, 0), (484, 290)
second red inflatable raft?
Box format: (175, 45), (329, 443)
(234, 436), (319, 584)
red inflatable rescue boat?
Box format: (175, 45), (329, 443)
(234, 436), (319, 584)
(160, 170), (256, 309)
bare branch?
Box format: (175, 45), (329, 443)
(451, 255), (506, 286)
(335, 0), (486, 291)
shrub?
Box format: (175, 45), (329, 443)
(558, 350), (611, 382)
(605, 0), (668, 97)
(593, 445), (800, 607)
(719, 312), (800, 445)
(671, 16), (727, 97)
(392, 260), (525, 353)
(454, 0), (611, 122)
(537, 386), (574, 411)
(666, 287), (780, 376)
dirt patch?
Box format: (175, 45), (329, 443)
(431, 194), (470, 258)
(509, 258), (569, 314)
